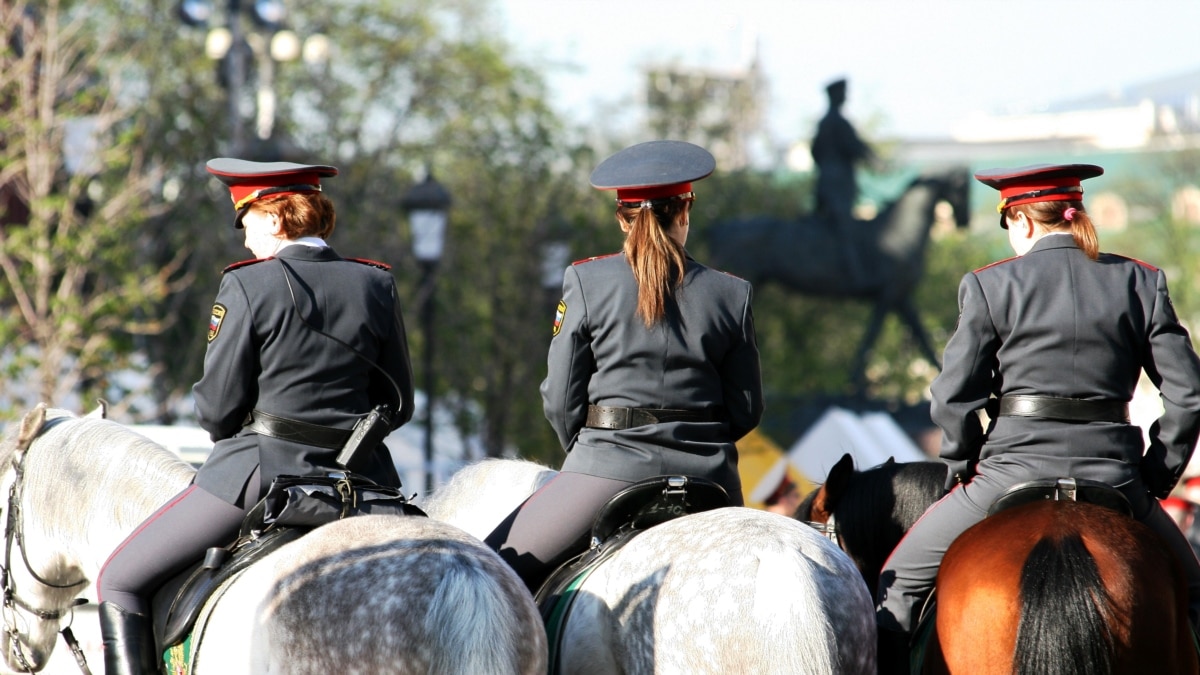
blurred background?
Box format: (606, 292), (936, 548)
(5, 0), (1200, 504)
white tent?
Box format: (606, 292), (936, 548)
(786, 406), (927, 483)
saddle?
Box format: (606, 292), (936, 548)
(986, 476), (1132, 518)
(151, 473), (424, 662)
(534, 475), (732, 673)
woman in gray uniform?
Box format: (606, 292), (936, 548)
(875, 163), (1200, 670)
(95, 159), (414, 673)
(485, 140), (764, 593)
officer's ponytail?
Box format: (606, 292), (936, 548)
(1014, 200), (1099, 261)
(618, 199), (689, 327)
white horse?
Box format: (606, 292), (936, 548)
(422, 458), (877, 675)
(0, 404), (547, 674)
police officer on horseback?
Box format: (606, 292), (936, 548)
(95, 159), (414, 674)
(484, 140), (764, 594)
(875, 163), (1200, 671)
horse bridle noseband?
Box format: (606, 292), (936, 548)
(803, 513), (840, 549)
(1, 416), (92, 673)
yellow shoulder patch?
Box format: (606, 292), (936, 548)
(552, 300), (566, 336)
(208, 304), (227, 342)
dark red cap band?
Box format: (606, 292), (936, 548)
(616, 182), (693, 202)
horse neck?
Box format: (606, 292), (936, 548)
(23, 420), (195, 576)
(422, 459), (555, 540)
(876, 179), (941, 259)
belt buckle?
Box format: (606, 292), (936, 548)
(620, 407), (634, 429)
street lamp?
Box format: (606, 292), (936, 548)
(540, 236), (570, 329)
(401, 172), (452, 494)
(178, 0), (327, 157)
(539, 216), (571, 314)
(540, 239), (570, 292)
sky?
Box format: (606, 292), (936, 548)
(495, 0), (1200, 144)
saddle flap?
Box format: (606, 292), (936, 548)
(158, 527), (305, 649)
(158, 475), (425, 650)
(590, 475), (731, 546)
(987, 477), (1132, 518)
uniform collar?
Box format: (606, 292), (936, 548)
(1028, 233), (1078, 254)
(275, 244), (341, 263)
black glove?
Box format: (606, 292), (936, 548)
(1140, 459), (1176, 500)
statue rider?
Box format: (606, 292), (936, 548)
(811, 78), (875, 280)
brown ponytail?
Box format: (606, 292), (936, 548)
(617, 200), (689, 326)
(1011, 200), (1099, 260)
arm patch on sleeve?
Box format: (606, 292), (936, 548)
(208, 304), (227, 342)
(553, 300), (566, 336)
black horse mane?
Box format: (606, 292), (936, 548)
(798, 458), (946, 591)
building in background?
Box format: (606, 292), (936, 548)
(641, 47), (768, 170)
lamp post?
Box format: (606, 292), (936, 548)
(401, 173), (451, 493)
(178, 0), (329, 157)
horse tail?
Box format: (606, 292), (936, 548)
(425, 553), (545, 675)
(1014, 533), (1113, 675)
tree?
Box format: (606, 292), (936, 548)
(1, 0), (608, 468)
(0, 0), (194, 419)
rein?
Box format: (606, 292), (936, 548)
(1, 415), (93, 674)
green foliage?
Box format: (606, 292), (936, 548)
(0, 0), (193, 418)
(1102, 150), (1200, 328)
(4, 0), (1198, 469)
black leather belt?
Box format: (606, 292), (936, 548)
(243, 409), (352, 450)
(585, 405), (719, 430)
(998, 395), (1129, 423)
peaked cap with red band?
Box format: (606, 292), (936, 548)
(975, 163), (1103, 213)
(207, 158), (338, 228)
(589, 140), (715, 203)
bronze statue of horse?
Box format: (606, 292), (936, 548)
(708, 167), (971, 390)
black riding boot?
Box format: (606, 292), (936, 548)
(98, 602), (157, 675)
(876, 627), (911, 675)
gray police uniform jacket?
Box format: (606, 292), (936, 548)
(192, 244), (415, 504)
(541, 252), (763, 502)
(930, 234), (1200, 498)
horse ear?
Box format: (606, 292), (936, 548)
(822, 453), (856, 507)
(17, 403), (48, 452)
(85, 399), (109, 419)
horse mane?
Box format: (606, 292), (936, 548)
(6, 407), (197, 550)
(26, 407), (194, 478)
(798, 458), (945, 591)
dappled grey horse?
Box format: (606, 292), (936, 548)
(423, 458), (877, 675)
(0, 404), (546, 674)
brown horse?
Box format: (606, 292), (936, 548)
(798, 453), (1199, 675)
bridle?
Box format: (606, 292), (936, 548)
(1, 416), (93, 674)
(803, 512), (841, 550)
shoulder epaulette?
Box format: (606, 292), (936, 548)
(223, 257), (270, 273)
(572, 252), (621, 266)
(1109, 253), (1159, 272)
(347, 257), (392, 271)
(973, 255), (1019, 274)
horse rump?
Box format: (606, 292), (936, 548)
(258, 515), (547, 675)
